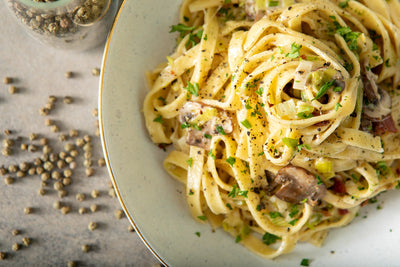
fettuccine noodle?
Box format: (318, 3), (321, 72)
(143, 0), (400, 259)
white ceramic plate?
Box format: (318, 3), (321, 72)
(100, 1), (400, 266)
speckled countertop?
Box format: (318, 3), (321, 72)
(0, 2), (160, 266)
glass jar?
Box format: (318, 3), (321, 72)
(5, 0), (120, 51)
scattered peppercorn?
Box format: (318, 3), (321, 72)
(76, 193), (85, 202)
(90, 204), (98, 212)
(98, 157), (106, 167)
(22, 237), (31, 247)
(78, 207), (87, 215)
(38, 188), (46, 196)
(3, 77), (13, 84)
(24, 207), (32, 214)
(8, 85), (17, 94)
(85, 167), (94, 177)
(63, 96), (73, 104)
(4, 176), (14, 185)
(65, 71), (74, 78)
(12, 243), (20, 251)
(88, 222), (97, 231)
(0, 252), (6, 260)
(81, 244), (90, 253)
(114, 209), (124, 219)
(92, 67), (100, 76)
(91, 189), (100, 198)
(61, 206), (71, 214)
(53, 201), (61, 210)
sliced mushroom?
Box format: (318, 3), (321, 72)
(362, 87), (397, 135)
(273, 165), (327, 206)
(361, 72), (380, 104)
(179, 102), (233, 149)
(363, 87), (391, 120)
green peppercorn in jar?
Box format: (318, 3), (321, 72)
(5, 0), (121, 50)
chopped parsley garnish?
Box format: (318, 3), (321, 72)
(269, 211), (283, 219)
(312, 79), (336, 101)
(216, 126), (227, 135)
(186, 157), (193, 167)
(396, 181), (400, 190)
(170, 23), (196, 37)
(316, 175), (323, 185)
(339, 0), (349, 8)
(335, 103), (342, 111)
(255, 87), (264, 96)
(192, 124), (202, 131)
(195, 232), (201, 237)
(235, 235), (242, 243)
(226, 203), (233, 210)
(226, 156), (236, 166)
(335, 24), (361, 52)
(228, 184), (248, 198)
(157, 96), (167, 105)
(184, 81), (199, 97)
(289, 205), (299, 218)
(197, 215), (207, 221)
(262, 232), (281, 245)
(297, 112), (314, 119)
(300, 258), (310, 266)
(289, 219), (298, 226)
(204, 133), (212, 139)
(286, 42), (302, 59)
(240, 119), (252, 129)
(153, 115), (163, 124)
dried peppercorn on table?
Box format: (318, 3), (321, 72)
(0, 3), (159, 266)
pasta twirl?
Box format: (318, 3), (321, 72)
(143, 0), (400, 259)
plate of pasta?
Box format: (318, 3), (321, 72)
(100, 0), (400, 266)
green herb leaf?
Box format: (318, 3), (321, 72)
(339, 0), (349, 8)
(153, 115), (163, 124)
(187, 157), (193, 167)
(197, 215), (207, 221)
(316, 175), (323, 185)
(286, 42), (302, 59)
(289, 205), (299, 218)
(181, 122), (191, 129)
(226, 156), (236, 166)
(170, 23), (196, 37)
(312, 79), (336, 101)
(195, 232), (201, 237)
(235, 235), (242, 243)
(262, 232), (281, 245)
(269, 211), (283, 219)
(204, 133), (212, 139)
(255, 87), (264, 96)
(334, 103), (342, 111)
(216, 126), (227, 135)
(300, 258), (310, 266)
(297, 112), (314, 119)
(240, 119), (252, 129)
(184, 81), (199, 96)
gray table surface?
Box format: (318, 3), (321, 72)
(0, 2), (160, 266)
